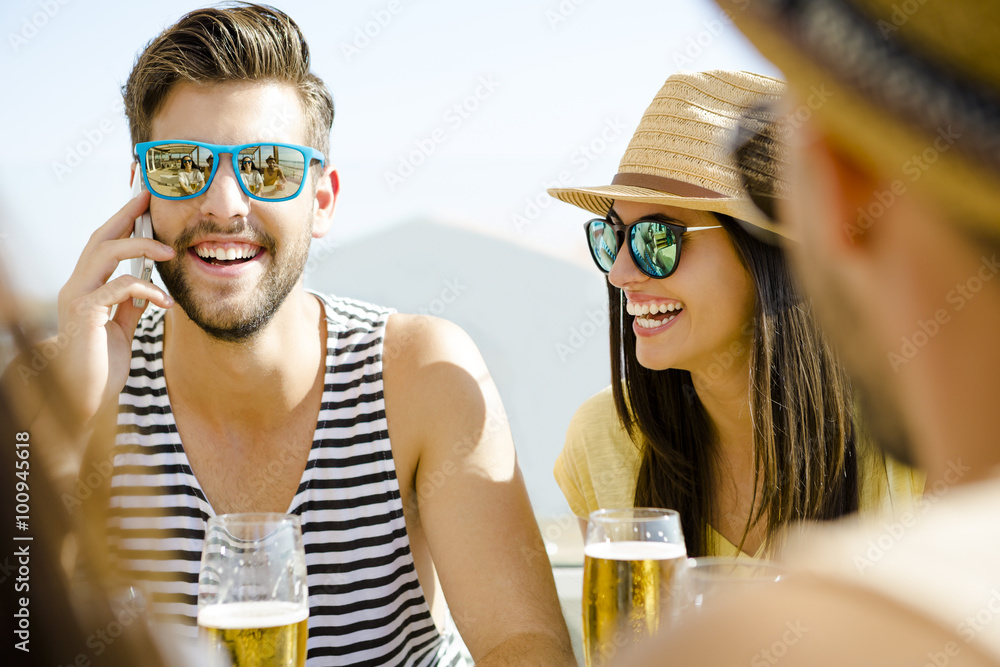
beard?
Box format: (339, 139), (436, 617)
(154, 216), (312, 343)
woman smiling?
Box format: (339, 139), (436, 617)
(551, 71), (922, 557)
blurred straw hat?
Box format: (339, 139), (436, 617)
(548, 70), (791, 239)
(712, 0), (1000, 237)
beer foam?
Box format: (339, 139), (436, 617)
(198, 601), (308, 630)
(584, 541), (687, 561)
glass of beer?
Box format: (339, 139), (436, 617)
(582, 508), (687, 667)
(675, 557), (784, 617)
(197, 513), (309, 667)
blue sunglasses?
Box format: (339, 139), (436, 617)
(134, 140), (325, 203)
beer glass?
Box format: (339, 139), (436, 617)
(197, 513), (309, 667)
(582, 508), (687, 667)
(675, 557), (785, 617)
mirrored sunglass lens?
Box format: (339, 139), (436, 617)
(631, 222), (677, 278)
(587, 220), (617, 272)
(250, 145), (306, 199)
(140, 143), (209, 198)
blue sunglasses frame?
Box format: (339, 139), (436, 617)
(134, 140), (326, 203)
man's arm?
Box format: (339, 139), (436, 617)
(623, 575), (999, 667)
(383, 314), (576, 666)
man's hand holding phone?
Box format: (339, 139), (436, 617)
(55, 178), (175, 426)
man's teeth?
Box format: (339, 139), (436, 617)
(625, 301), (684, 316)
(194, 245), (261, 261)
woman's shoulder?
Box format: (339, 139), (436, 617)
(564, 386), (643, 465)
(855, 433), (927, 518)
(556, 386), (645, 518)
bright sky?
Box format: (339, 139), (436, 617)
(0, 0), (775, 298)
(0, 0), (777, 301)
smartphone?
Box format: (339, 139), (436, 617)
(130, 173), (155, 307)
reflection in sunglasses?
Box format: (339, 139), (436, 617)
(138, 141), (319, 201)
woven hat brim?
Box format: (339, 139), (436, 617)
(547, 184), (792, 240)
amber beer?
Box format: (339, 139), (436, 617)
(198, 601), (308, 667)
(582, 541), (687, 667)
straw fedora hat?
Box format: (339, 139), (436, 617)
(712, 0), (1000, 238)
(548, 70), (790, 239)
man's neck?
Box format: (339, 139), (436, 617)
(160, 288), (325, 434)
(901, 291), (1000, 490)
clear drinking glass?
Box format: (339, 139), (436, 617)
(582, 508), (687, 667)
(675, 557), (785, 617)
(197, 513), (309, 667)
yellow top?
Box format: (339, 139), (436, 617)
(554, 386), (926, 558)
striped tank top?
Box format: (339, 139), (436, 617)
(108, 292), (470, 666)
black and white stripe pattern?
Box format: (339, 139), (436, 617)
(108, 292), (470, 666)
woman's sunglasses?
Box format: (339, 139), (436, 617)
(134, 140), (325, 202)
(584, 217), (721, 279)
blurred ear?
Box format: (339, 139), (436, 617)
(130, 162), (137, 188)
(784, 128), (894, 275)
(312, 165), (339, 239)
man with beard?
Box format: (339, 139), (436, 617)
(24, 4), (574, 666)
(623, 1), (1000, 666)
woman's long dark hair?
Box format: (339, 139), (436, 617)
(613, 215), (859, 556)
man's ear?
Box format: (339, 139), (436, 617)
(312, 165), (339, 239)
(130, 162), (137, 188)
(786, 128), (892, 259)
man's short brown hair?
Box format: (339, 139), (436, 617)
(123, 3), (334, 156)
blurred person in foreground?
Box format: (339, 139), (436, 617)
(0, 271), (188, 665)
(625, 1), (1000, 665)
(19, 3), (573, 666)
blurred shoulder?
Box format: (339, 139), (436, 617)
(626, 574), (999, 667)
